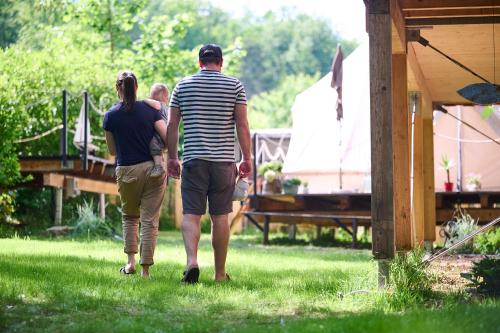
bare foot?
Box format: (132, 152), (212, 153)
(141, 265), (151, 279)
(214, 273), (230, 282)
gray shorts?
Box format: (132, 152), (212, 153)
(181, 159), (237, 215)
(150, 134), (164, 156)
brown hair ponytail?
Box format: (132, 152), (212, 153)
(116, 71), (138, 112)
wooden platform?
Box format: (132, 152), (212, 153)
(249, 192), (500, 224)
(18, 155), (118, 195)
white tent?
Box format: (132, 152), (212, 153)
(282, 41), (500, 194)
(283, 39), (371, 193)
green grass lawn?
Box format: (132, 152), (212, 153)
(0, 232), (498, 333)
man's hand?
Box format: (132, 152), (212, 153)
(167, 158), (181, 179)
(238, 159), (252, 178)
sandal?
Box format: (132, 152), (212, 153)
(119, 266), (136, 275)
(181, 266), (200, 284)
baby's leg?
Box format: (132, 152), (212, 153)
(153, 155), (163, 166)
(150, 135), (165, 177)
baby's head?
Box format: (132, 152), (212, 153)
(149, 83), (169, 103)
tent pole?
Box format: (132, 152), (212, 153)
(252, 133), (258, 195)
(457, 106), (462, 192)
(339, 120), (343, 190)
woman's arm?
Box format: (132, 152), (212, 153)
(144, 99), (161, 110)
(105, 131), (116, 156)
(154, 119), (167, 146)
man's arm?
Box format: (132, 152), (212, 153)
(105, 131), (116, 156)
(167, 106), (181, 178)
(154, 119), (167, 146)
(234, 104), (252, 177)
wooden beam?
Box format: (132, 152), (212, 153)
(392, 54), (412, 251)
(71, 177), (118, 196)
(390, 0), (406, 53)
(368, 0), (395, 260)
(407, 43), (433, 116)
(411, 93), (425, 246)
(405, 8), (499, 18)
(43, 173), (118, 196)
(406, 16), (500, 26)
(400, 0), (499, 11)
(43, 173), (65, 188)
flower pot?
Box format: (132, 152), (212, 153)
(283, 184), (299, 195)
(263, 179), (282, 194)
(465, 183), (480, 192)
(444, 182), (454, 192)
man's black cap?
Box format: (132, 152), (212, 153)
(199, 44), (223, 60)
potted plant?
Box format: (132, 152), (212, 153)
(440, 154), (455, 192)
(465, 173), (481, 191)
(302, 181), (309, 194)
(258, 161), (283, 194)
(282, 178), (301, 195)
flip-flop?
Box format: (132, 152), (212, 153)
(119, 266), (136, 275)
(181, 267), (200, 284)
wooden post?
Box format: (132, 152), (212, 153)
(54, 187), (63, 226)
(392, 54), (412, 251)
(288, 224), (297, 240)
(367, 0), (395, 264)
(315, 225), (322, 240)
(99, 193), (106, 220)
(422, 103), (436, 249)
(263, 216), (270, 245)
(411, 93), (425, 245)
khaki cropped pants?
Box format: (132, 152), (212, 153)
(116, 161), (166, 265)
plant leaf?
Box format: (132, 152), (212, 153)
(481, 105), (494, 120)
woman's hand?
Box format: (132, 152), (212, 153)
(144, 98), (161, 110)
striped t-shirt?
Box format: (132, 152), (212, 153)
(170, 69), (247, 163)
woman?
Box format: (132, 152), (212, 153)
(103, 71), (167, 278)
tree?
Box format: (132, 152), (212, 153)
(143, 0), (241, 50)
(239, 10), (357, 97)
(67, 0), (147, 59)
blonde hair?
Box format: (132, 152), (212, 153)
(149, 83), (169, 101)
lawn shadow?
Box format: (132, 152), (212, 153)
(0, 252), (375, 333)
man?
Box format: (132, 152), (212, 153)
(167, 44), (252, 283)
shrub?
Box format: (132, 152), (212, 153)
(388, 249), (435, 310)
(72, 201), (118, 239)
(0, 192), (15, 223)
(468, 257), (500, 296)
(442, 209), (477, 253)
(475, 228), (500, 254)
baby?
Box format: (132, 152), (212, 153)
(146, 83), (169, 178)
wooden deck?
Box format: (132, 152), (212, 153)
(18, 155), (118, 195)
(249, 192), (500, 224)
